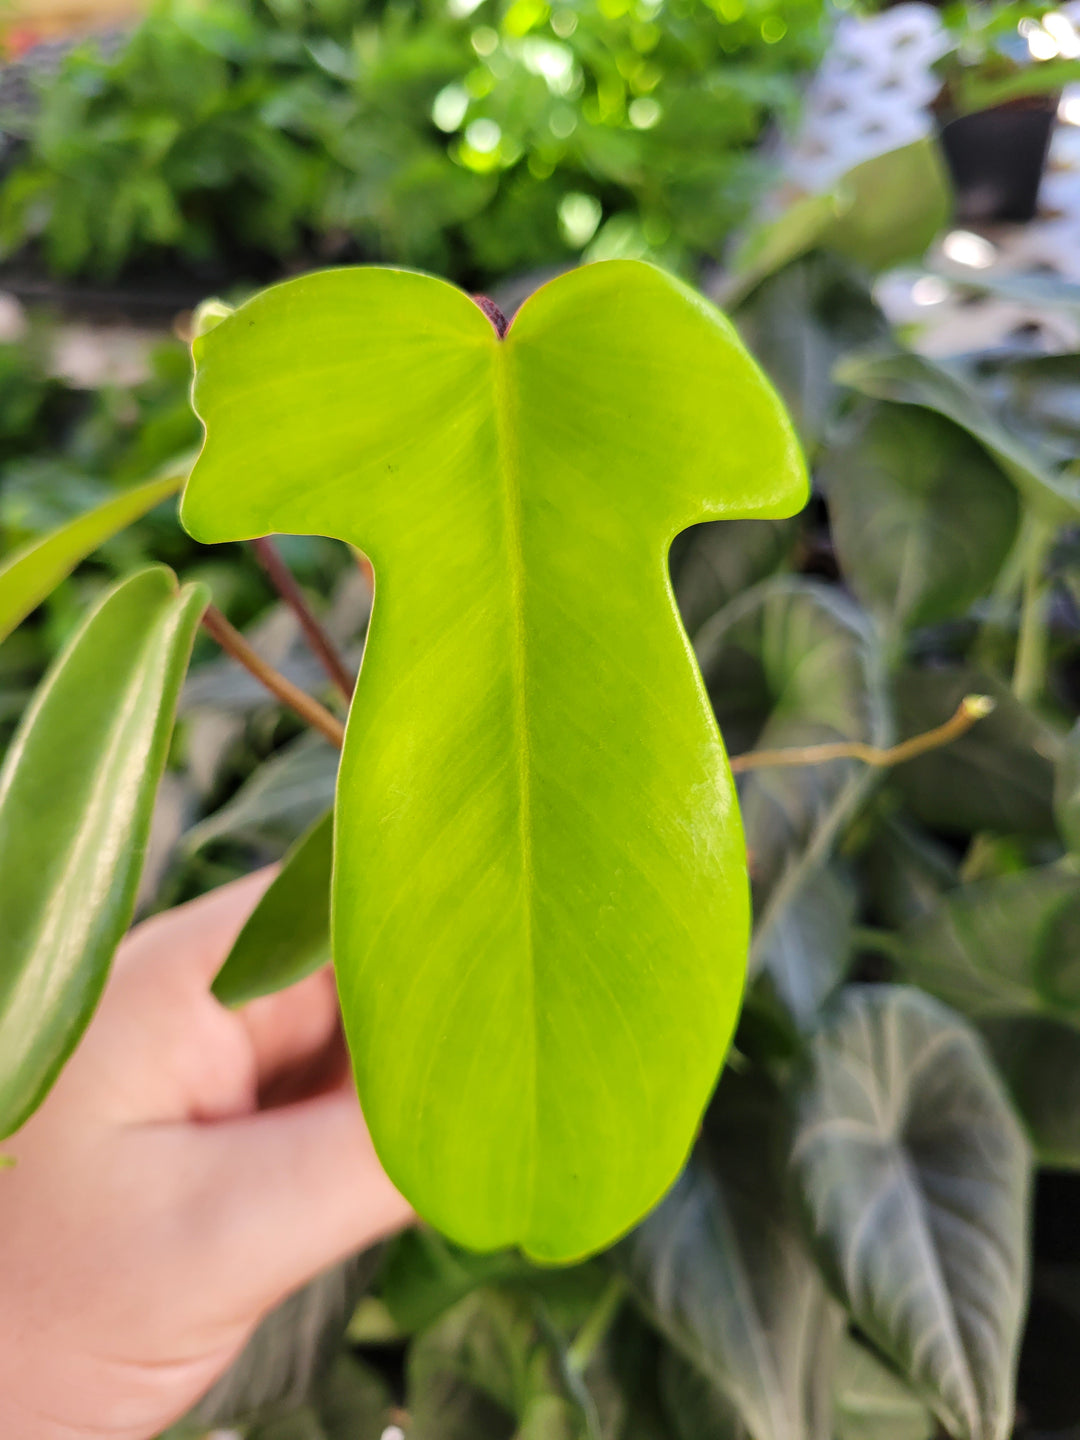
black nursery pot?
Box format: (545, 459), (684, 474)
(939, 94), (1058, 223)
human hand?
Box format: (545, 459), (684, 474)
(0, 872), (412, 1440)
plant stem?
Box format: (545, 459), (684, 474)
(729, 695), (994, 774)
(1012, 514), (1054, 706)
(251, 536), (354, 701)
(201, 605), (346, 748)
(567, 1274), (627, 1376)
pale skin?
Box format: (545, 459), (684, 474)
(0, 872), (413, 1440)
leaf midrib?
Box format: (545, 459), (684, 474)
(493, 337), (539, 1235)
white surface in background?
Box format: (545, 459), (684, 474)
(783, 3), (947, 193)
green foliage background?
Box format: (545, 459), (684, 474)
(0, 0), (826, 282)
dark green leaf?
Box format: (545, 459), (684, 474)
(317, 1354), (394, 1440)
(725, 190), (840, 304)
(891, 667), (1058, 837)
(213, 808), (333, 1007)
(379, 1228), (534, 1337)
(750, 858), (855, 1032)
(184, 731), (338, 856)
(858, 811), (959, 932)
(967, 352), (1080, 469)
(407, 1287), (597, 1440)
(833, 1334), (933, 1440)
(896, 864), (1080, 1023)
(0, 565), (206, 1138)
(819, 403), (1018, 630)
(1054, 720), (1080, 854)
(791, 986), (1031, 1440)
(621, 1070), (843, 1440)
(670, 517), (797, 637)
(696, 577), (890, 910)
(659, 1350), (746, 1440)
(834, 347), (1080, 521)
(982, 1015), (1080, 1168)
(734, 252), (886, 453)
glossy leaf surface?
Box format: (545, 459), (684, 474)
(213, 808), (333, 1007)
(0, 565), (207, 1136)
(621, 1071), (843, 1440)
(181, 260), (807, 1260)
(0, 467), (187, 645)
(792, 987), (1031, 1440)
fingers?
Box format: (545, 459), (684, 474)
(116, 869), (278, 987)
(183, 1078), (413, 1317)
(238, 967), (345, 1104)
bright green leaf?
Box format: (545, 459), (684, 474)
(180, 260), (807, 1261)
(0, 465), (189, 646)
(791, 986), (1032, 1440)
(0, 565), (207, 1137)
(834, 347), (1080, 521)
(620, 1071), (843, 1440)
(834, 1334), (933, 1440)
(819, 403), (1018, 631)
(212, 807), (333, 1007)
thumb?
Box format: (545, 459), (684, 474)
(182, 1078), (413, 1318)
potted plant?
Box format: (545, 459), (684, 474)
(933, 0), (1080, 221)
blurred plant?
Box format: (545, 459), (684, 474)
(934, 0), (1080, 114)
(0, 0), (828, 284)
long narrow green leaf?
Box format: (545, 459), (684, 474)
(0, 464), (190, 645)
(0, 565), (208, 1136)
(213, 808), (333, 1007)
